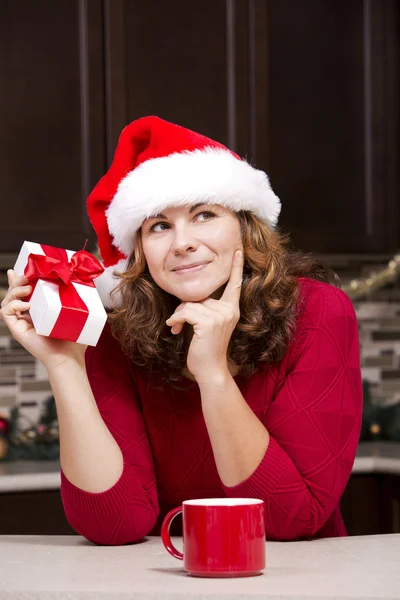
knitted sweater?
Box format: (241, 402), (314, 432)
(60, 277), (363, 545)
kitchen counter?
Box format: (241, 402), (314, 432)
(0, 442), (399, 493)
(353, 441), (400, 474)
(0, 533), (398, 599)
(0, 459), (60, 492)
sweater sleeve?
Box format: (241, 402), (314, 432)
(222, 283), (363, 540)
(59, 324), (159, 545)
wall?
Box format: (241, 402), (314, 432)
(0, 320), (52, 429)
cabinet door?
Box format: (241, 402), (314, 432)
(341, 473), (400, 536)
(340, 474), (383, 536)
(0, 490), (76, 535)
(256, 0), (399, 254)
(103, 0), (252, 164)
(0, 0), (105, 255)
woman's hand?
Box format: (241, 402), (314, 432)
(0, 270), (87, 371)
(166, 250), (244, 381)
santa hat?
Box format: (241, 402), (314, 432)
(87, 115), (281, 307)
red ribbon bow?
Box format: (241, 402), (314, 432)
(24, 249), (104, 286)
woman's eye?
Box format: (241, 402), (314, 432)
(198, 211), (215, 221)
(150, 211), (215, 232)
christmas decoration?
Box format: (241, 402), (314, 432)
(0, 413), (9, 460)
(343, 252), (400, 300)
(360, 380), (400, 442)
(13, 241), (107, 345)
(0, 396), (59, 461)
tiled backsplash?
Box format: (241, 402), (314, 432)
(0, 322), (52, 426)
(1, 303), (400, 424)
(355, 299), (400, 407)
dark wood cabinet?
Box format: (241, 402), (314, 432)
(263, 0), (400, 254)
(0, 0), (105, 255)
(341, 474), (400, 536)
(0, 490), (76, 535)
(103, 0), (399, 255)
(0, 1), (399, 258)
(0, 473), (398, 536)
(102, 0), (253, 163)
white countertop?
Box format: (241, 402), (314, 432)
(0, 533), (398, 599)
(0, 442), (399, 493)
(0, 459), (61, 492)
(352, 441), (400, 474)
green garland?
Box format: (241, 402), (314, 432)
(343, 252), (400, 300)
(1, 396), (59, 461)
(361, 380), (400, 441)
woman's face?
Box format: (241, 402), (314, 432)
(140, 203), (243, 302)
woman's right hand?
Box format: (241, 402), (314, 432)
(0, 269), (87, 371)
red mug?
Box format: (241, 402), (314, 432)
(161, 498), (265, 578)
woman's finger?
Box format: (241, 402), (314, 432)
(1, 285), (32, 309)
(6, 269), (16, 284)
(0, 299), (31, 319)
(11, 284), (32, 298)
(15, 308), (33, 322)
(18, 314), (34, 325)
(7, 270), (29, 288)
(171, 324), (184, 335)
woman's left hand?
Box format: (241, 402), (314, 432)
(165, 250), (244, 381)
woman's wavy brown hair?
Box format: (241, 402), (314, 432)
(108, 210), (339, 390)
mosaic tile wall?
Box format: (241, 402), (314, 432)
(355, 296), (400, 407)
(0, 321), (52, 426)
(1, 291), (400, 425)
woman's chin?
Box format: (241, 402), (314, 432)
(167, 281), (225, 303)
(175, 289), (218, 303)
(177, 294), (210, 303)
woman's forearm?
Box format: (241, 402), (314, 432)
(199, 370), (270, 487)
(47, 360), (124, 493)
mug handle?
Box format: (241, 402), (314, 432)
(161, 506), (183, 560)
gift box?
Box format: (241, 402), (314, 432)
(13, 241), (108, 346)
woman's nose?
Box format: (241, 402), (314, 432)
(171, 240), (197, 253)
(170, 227), (197, 253)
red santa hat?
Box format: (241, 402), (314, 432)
(87, 115), (281, 307)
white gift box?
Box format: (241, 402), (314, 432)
(13, 241), (108, 346)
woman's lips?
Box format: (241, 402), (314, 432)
(173, 263), (210, 274)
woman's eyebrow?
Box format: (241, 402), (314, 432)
(148, 203), (207, 220)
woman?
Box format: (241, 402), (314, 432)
(1, 116), (362, 545)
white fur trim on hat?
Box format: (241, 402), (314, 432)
(106, 147), (281, 257)
(94, 257), (129, 308)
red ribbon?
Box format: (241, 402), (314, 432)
(24, 244), (104, 342)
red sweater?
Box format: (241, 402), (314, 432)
(60, 277), (363, 545)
